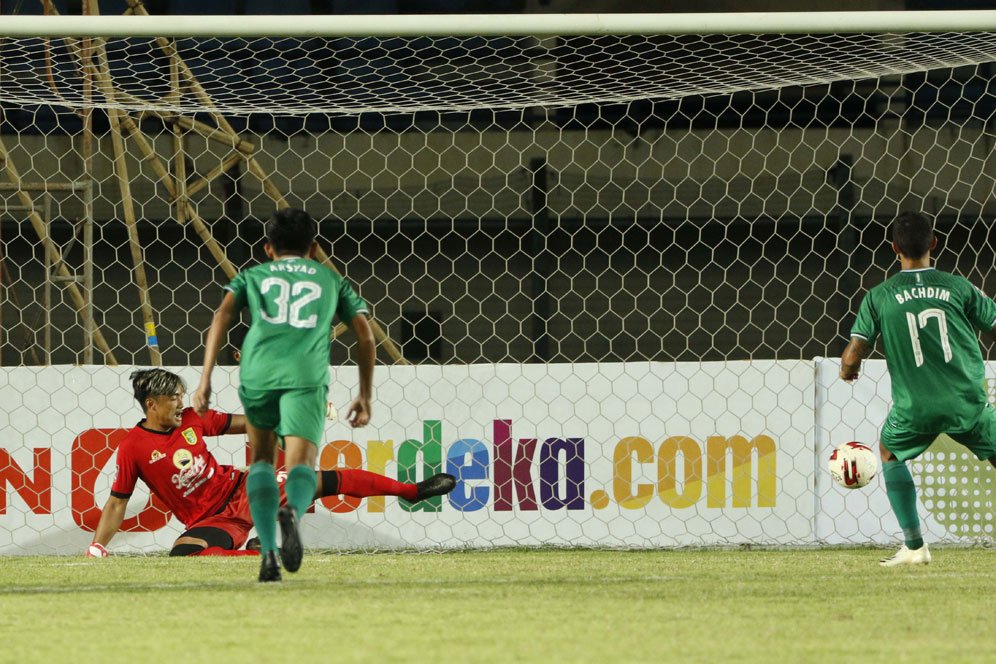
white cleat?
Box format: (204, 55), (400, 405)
(880, 543), (931, 567)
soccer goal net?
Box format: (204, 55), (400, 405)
(0, 8), (993, 554)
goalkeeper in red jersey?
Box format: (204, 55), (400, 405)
(87, 368), (455, 558)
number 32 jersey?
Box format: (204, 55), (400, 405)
(225, 257), (368, 390)
(851, 267), (996, 433)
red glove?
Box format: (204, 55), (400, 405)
(86, 542), (109, 558)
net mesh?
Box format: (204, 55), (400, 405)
(0, 9), (994, 553)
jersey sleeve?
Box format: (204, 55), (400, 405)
(964, 282), (996, 332)
(335, 277), (369, 323)
(109, 440), (139, 499)
(198, 408), (233, 437)
(850, 291), (880, 344)
(223, 271), (248, 310)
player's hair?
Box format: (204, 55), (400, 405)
(129, 369), (186, 410)
(265, 207), (318, 255)
(891, 211), (934, 258)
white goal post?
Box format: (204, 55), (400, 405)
(4, 11), (996, 37)
(0, 10), (993, 553)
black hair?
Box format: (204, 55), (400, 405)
(891, 211), (934, 259)
(265, 207), (318, 256)
(129, 369), (186, 410)
(228, 323), (249, 364)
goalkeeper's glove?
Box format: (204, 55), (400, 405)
(86, 542), (109, 558)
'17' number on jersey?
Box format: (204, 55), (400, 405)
(906, 307), (953, 367)
(259, 277), (321, 328)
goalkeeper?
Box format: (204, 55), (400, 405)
(88, 368), (455, 558)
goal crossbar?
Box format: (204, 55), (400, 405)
(3, 11), (996, 38)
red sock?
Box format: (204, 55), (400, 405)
(196, 546), (260, 557)
(336, 469), (418, 502)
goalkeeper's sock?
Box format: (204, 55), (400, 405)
(883, 459), (924, 549)
(196, 546), (260, 557)
(285, 464), (317, 519)
(246, 462), (280, 555)
(335, 469), (418, 502)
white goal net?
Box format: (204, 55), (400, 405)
(0, 9), (993, 553)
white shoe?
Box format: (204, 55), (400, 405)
(879, 543), (931, 567)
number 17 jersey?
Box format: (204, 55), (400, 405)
(851, 267), (996, 433)
(225, 256), (368, 390)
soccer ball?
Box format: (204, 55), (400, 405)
(828, 442), (879, 489)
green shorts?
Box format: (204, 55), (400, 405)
(881, 403), (996, 462)
(238, 385), (327, 447)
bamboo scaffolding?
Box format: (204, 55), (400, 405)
(28, 0), (411, 364)
(0, 140), (117, 364)
(91, 30), (162, 366)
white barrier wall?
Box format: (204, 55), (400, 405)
(0, 361), (990, 554)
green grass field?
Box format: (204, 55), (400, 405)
(1, 548), (993, 663)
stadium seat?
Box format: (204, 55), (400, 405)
(328, 0), (398, 13)
(168, 0), (237, 14)
(244, 0), (310, 13)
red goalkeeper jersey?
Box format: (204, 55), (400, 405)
(110, 407), (241, 527)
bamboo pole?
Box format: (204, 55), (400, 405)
(0, 138), (117, 364)
(91, 38), (163, 366)
(80, 4), (96, 364)
(168, 39), (188, 226)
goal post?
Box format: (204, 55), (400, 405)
(0, 10), (993, 553)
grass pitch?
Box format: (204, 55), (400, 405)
(1, 548), (992, 663)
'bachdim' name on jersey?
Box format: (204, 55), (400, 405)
(851, 267), (996, 433)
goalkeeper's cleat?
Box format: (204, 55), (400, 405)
(415, 473), (457, 501)
(258, 550), (282, 583)
(244, 537), (261, 553)
(277, 506), (303, 573)
(880, 543), (931, 567)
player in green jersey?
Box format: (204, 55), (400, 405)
(195, 208), (375, 582)
(840, 211), (996, 566)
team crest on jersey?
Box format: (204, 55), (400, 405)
(181, 428), (198, 446)
(149, 450), (165, 464)
(173, 448), (194, 470)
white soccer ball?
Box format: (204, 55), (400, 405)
(828, 442), (879, 489)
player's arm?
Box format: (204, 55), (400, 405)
(345, 314), (375, 428)
(840, 336), (871, 382)
(194, 291), (239, 413)
(227, 414), (247, 435)
(87, 495), (129, 557)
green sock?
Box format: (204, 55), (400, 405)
(246, 462), (280, 555)
(285, 464), (317, 519)
(882, 460), (923, 549)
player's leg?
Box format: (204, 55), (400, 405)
(239, 386), (283, 581)
(276, 387), (325, 573)
(878, 415), (933, 566)
(169, 526), (259, 557)
(279, 435), (315, 573)
(316, 469), (457, 503)
(174, 487), (259, 556)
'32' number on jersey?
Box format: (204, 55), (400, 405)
(259, 277), (322, 328)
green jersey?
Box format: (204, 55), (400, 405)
(225, 257), (368, 390)
(851, 267), (996, 433)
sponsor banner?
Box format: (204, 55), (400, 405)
(815, 358), (994, 545)
(4, 361), (813, 554)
